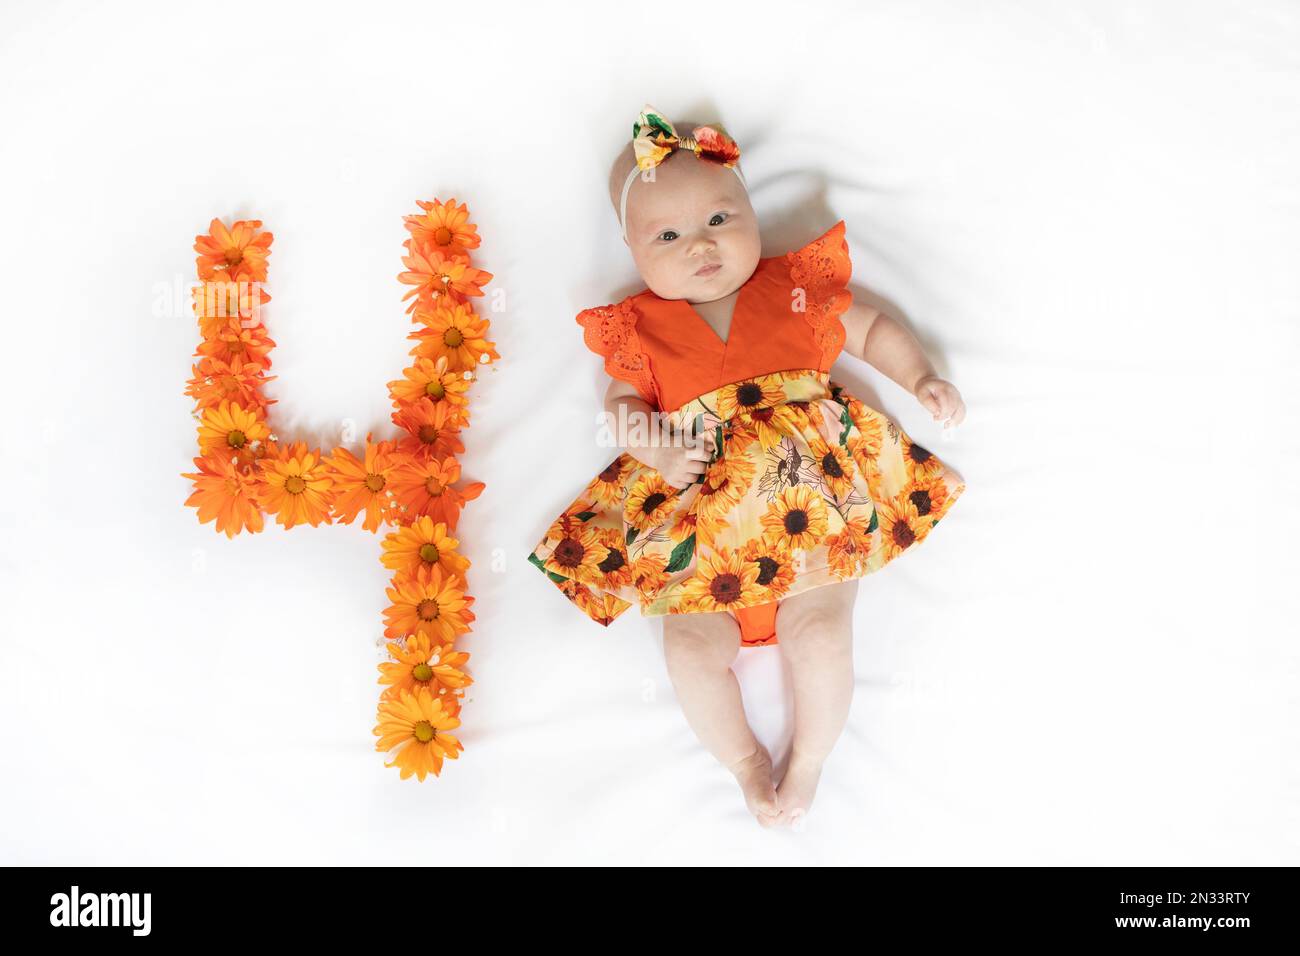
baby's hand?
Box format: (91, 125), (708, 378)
(639, 429), (716, 490)
(914, 374), (966, 429)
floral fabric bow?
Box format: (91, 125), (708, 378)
(631, 105), (742, 172)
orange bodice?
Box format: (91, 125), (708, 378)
(576, 219), (853, 412)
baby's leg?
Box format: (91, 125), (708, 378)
(772, 578), (860, 826)
(662, 610), (783, 827)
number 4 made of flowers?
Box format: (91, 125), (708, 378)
(181, 200), (500, 781)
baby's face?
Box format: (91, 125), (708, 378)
(623, 153), (762, 304)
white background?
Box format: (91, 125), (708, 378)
(2, 0), (1297, 865)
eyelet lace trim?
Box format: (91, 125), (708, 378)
(785, 219), (852, 368)
(575, 298), (659, 407)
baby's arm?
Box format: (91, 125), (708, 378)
(839, 303), (966, 428)
(600, 378), (713, 488)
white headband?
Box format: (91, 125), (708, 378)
(618, 162), (748, 243)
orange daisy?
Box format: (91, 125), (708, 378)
(373, 686), (463, 781)
(181, 453), (265, 537)
(257, 440), (334, 529)
(191, 275), (269, 337)
(326, 436), (398, 532)
(407, 300), (501, 372)
(402, 198), (481, 257)
(380, 514), (471, 581)
(378, 631), (473, 704)
(194, 217), (273, 281)
(186, 356), (277, 414)
(196, 320), (276, 370)
(196, 400), (270, 459)
(387, 354), (471, 421)
(383, 563), (475, 644)
(386, 455), (484, 530)
(391, 398), (467, 461)
(398, 246), (492, 314)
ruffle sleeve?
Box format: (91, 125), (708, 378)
(575, 298), (660, 408)
(785, 219), (853, 369)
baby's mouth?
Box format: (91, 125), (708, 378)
(695, 262), (722, 277)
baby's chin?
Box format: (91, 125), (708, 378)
(673, 260), (750, 301)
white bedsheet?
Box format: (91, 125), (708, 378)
(2, 0), (1297, 864)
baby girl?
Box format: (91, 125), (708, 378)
(529, 106), (967, 828)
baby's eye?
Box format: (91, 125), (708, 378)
(710, 213), (728, 226)
(658, 230), (679, 241)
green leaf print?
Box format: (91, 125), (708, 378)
(867, 506), (878, 533)
(573, 511), (597, 522)
(664, 533), (696, 574)
(626, 525), (639, 547)
(528, 550), (571, 585)
(838, 406), (852, 446)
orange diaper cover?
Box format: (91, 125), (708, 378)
(729, 602), (779, 646)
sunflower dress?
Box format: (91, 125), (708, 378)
(527, 220), (966, 647)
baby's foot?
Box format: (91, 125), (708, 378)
(775, 750), (824, 828)
(727, 743), (783, 827)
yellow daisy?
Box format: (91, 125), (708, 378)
(373, 686), (463, 781)
(678, 545), (763, 612)
(196, 400), (269, 459)
(760, 485), (829, 552)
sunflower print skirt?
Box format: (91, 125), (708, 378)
(527, 368), (966, 637)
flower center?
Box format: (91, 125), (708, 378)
(709, 572), (742, 604)
(418, 424), (439, 444)
(227, 429), (246, 449)
(783, 509), (809, 535)
(424, 476), (444, 496)
(425, 379), (445, 399)
(285, 475), (306, 494)
(413, 720), (435, 743)
(433, 226), (453, 245)
(553, 537), (584, 568)
(891, 518), (916, 548)
(365, 473), (385, 492)
(417, 598), (439, 621)
(597, 548), (626, 574)
(419, 543), (440, 563)
(443, 328), (464, 347)
(412, 662), (434, 682)
(641, 492), (667, 515)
